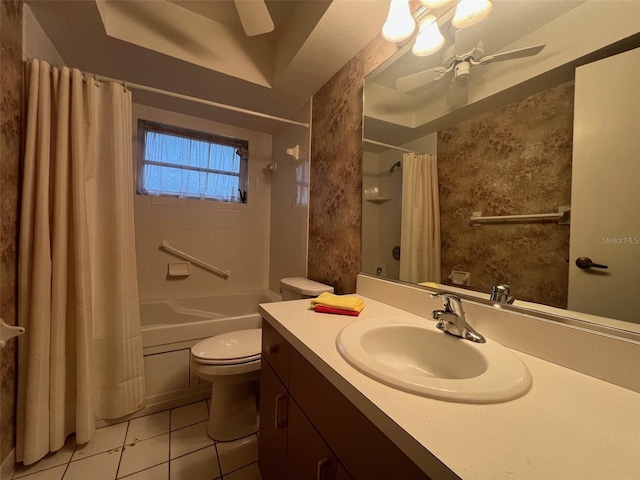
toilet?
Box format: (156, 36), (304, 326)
(190, 277), (333, 441)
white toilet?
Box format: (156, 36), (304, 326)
(190, 277), (333, 441)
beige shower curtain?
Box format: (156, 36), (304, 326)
(399, 153), (441, 283)
(17, 59), (145, 465)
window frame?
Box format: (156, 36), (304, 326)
(136, 119), (249, 203)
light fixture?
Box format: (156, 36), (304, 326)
(381, 0), (415, 43)
(419, 0), (456, 8)
(452, 0), (492, 29)
(412, 15), (445, 56)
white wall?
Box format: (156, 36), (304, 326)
(23, 3), (64, 64)
(268, 101), (311, 292)
(132, 104), (273, 300)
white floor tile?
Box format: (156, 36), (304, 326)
(13, 436), (76, 478)
(117, 433), (169, 478)
(169, 446), (221, 480)
(12, 465), (66, 480)
(171, 401), (209, 431)
(125, 411), (170, 444)
(63, 449), (122, 480)
(170, 421), (215, 460)
(216, 435), (258, 475)
(117, 462), (168, 480)
(223, 462), (261, 480)
(72, 422), (127, 460)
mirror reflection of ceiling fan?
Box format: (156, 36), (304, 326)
(234, 0), (274, 37)
(396, 21), (545, 107)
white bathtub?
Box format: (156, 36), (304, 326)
(140, 290), (280, 348)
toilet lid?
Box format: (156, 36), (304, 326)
(191, 329), (262, 365)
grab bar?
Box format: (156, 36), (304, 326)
(160, 241), (231, 279)
(471, 206), (570, 226)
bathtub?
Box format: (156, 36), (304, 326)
(140, 290), (281, 348)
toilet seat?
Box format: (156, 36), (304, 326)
(191, 329), (262, 366)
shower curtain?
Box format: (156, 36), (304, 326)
(399, 153), (441, 284)
(17, 59), (145, 465)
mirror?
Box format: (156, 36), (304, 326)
(362, 0), (640, 334)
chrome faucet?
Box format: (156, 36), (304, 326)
(431, 293), (486, 343)
(490, 284), (514, 304)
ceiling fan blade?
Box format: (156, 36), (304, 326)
(234, 0), (274, 37)
(396, 67), (447, 93)
(447, 78), (469, 107)
(477, 44), (546, 65)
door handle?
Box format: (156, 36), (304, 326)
(274, 393), (287, 429)
(316, 457), (331, 480)
(576, 257), (608, 269)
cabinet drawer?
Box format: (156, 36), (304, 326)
(262, 319), (291, 385)
(289, 349), (434, 480)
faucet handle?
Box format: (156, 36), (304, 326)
(490, 284), (515, 304)
(430, 292), (463, 313)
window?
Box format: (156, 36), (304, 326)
(137, 120), (248, 202)
(294, 161), (309, 206)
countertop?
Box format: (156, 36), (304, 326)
(259, 296), (640, 480)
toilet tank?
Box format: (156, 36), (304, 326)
(280, 277), (334, 301)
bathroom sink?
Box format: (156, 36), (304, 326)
(337, 317), (532, 403)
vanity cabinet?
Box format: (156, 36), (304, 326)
(259, 319), (430, 480)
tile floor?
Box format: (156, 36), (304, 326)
(12, 401), (261, 480)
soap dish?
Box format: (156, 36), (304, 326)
(168, 261), (191, 277)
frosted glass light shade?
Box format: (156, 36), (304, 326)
(452, 0), (492, 28)
(412, 16), (445, 56)
(419, 0), (455, 8)
(382, 0), (415, 42)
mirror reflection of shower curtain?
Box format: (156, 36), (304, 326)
(17, 60), (145, 465)
(399, 153), (441, 283)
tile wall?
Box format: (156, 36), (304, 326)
(1, 0), (23, 469)
(132, 104), (273, 301)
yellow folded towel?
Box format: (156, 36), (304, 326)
(310, 292), (365, 313)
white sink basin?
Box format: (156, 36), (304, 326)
(337, 317), (532, 403)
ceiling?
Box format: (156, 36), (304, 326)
(25, 0), (389, 133)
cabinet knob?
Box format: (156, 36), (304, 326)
(265, 344), (278, 355)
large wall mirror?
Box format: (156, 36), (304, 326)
(362, 0), (640, 335)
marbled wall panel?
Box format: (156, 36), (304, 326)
(438, 82), (574, 308)
(308, 34), (397, 294)
(0, 0), (23, 464)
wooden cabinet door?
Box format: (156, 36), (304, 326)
(287, 399), (336, 480)
(258, 362), (288, 480)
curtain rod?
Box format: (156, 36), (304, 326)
(363, 138), (419, 154)
(95, 75), (310, 129)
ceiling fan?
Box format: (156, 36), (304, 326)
(396, 29), (545, 107)
(234, 0), (274, 37)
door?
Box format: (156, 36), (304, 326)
(258, 362), (288, 480)
(568, 47), (640, 322)
(286, 399), (336, 480)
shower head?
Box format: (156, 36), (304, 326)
(389, 161), (402, 173)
